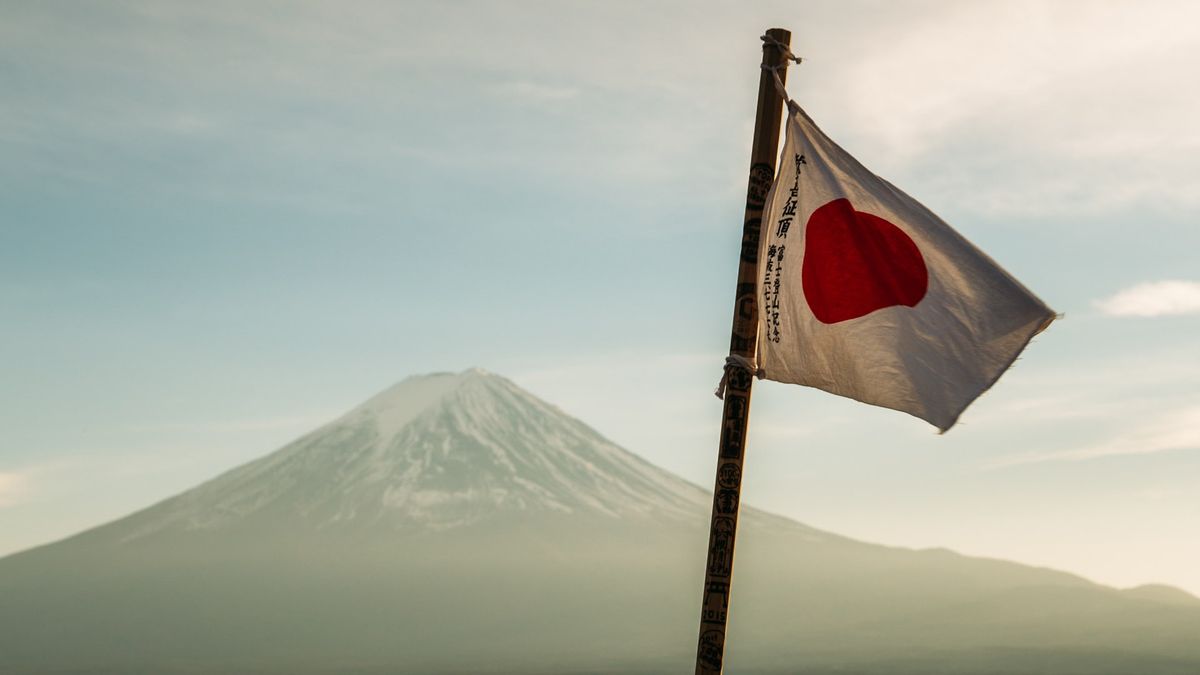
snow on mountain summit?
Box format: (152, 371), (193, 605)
(109, 369), (713, 541)
(335, 369), (489, 440)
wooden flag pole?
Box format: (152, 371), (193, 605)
(694, 27), (792, 675)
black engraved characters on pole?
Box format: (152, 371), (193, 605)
(746, 162), (774, 208)
(716, 488), (739, 516)
(716, 461), (742, 517)
(762, 153), (806, 344)
(717, 462), (741, 490)
(708, 517), (735, 578)
(725, 361), (754, 394)
(701, 580), (731, 625)
(698, 629), (725, 670)
(720, 395), (748, 458)
(741, 215), (762, 264)
(741, 162), (774, 263)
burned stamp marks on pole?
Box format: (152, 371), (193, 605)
(698, 629), (725, 670)
(733, 281), (758, 354)
(716, 488), (739, 516)
(726, 364), (754, 393)
(720, 395), (748, 459)
(708, 517), (735, 577)
(717, 462), (741, 490)
(701, 581), (731, 625)
(747, 162), (774, 208)
(716, 461), (742, 516)
(742, 162), (776, 263)
(741, 216), (762, 264)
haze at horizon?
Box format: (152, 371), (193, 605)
(2, 0), (1198, 599)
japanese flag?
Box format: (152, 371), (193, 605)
(757, 104), (1055, 432)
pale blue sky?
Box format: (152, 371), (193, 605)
(3, 1), (1199, 593)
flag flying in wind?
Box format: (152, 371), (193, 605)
(757, 104), (1055, 432)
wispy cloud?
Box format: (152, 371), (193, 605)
(821, 1), (1200, 218)
(1095, 280), (1200, 317)
(12, 1), (1199, 219)
(990, 405), (1200, 468)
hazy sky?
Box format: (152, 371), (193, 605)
(3, 1), (1199, 594)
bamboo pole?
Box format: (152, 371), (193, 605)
(694, 27), (791, 675)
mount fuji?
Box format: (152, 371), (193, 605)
(1, 369), (1198, 674)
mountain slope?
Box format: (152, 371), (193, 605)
(94, 369), (721, 542)
(1, 369), (1198, 674)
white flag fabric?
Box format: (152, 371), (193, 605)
(757, 104), (1055, 432)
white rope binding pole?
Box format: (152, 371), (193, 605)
(714, 355), (765, 400)
(759, 33), (802, 108)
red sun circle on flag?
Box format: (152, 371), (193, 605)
(801, 198), (928, 324)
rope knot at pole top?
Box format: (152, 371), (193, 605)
(760, 33), (802, 107)
(760, 33), (803, 65)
